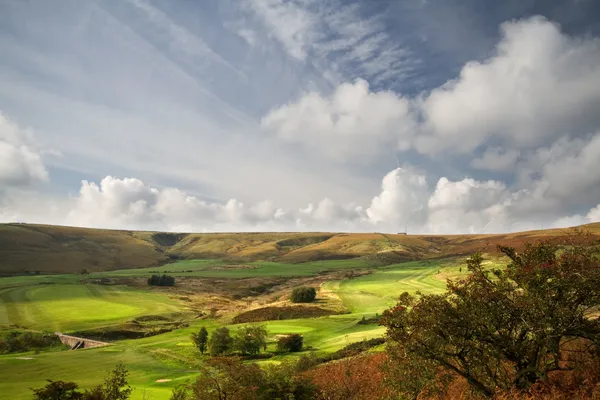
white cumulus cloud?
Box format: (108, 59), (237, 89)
(366, 167), (429, 229)
(414, 16), (600, 155)
(263, 17), (600, 164)
(426, 178), (509, 234)
(261, 79), (414, 160)
(0, 114), (48, 187)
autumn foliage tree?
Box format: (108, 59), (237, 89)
(381, 239), (600, 397)
(185, 357), (316, 400)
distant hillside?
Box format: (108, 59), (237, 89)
(1, 223), (599, 274)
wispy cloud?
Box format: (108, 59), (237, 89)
(123, 0), (246, 78)
(242, 0), (421, 87)
(2, 1), (600, 233)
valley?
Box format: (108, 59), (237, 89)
(1, 223), (599, 399)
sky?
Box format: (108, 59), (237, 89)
(1, 0), (600, 234)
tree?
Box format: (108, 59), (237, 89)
(233, 325), (268, 355)
(277, 334), (303, 353)
(187, 357), (317, 400)
(381, 239), (600, 396)
(383, 343), (446, 400)
(100, 362), (132, 400)
(290, 287), (317, 303)
(169, 385), (189, 400)
(191, 327), (209, 354)
(190, 357), (263, 400)
(261, 360), (317, 400)
(209, 327), (233, 356)
(32, 364), (132, 400)
(32, 381), (83, 400)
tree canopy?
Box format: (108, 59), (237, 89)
(380, 239), (600, 396)
(209, 327), (233, 356)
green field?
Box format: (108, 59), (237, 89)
(91, 258), (372, 279)
(322, 260), (466, 314)
(0, 257), (481, 400)
(0, 284), (182, 332)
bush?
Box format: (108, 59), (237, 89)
(147, 274), (175, 286)
(277, 334), (304, 352)
(0, 330), (64, 354)
(356, 314), (380, 325)
(32, 363), (131, 400)
(181, 356), (317, 400)
(290, 287), (317, 303)
(32, 381), (83, 400)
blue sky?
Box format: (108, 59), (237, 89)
(1, 0), (600, 233)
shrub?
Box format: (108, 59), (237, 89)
(357, 314), (380, 325)
(147, 274), (175, 286)
(290, 287), (317, 303)
(181, 356), (317, 400)
(32, 381), (83, 400)
(209, 327), (233, 356)
(0, 330), (64, 354)
(277, 334), (304, 352)
(32, 363), (131, 400)
(307, 354), (391, 400)
(324, 337), (385, 362)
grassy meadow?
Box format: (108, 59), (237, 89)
(0, 284), (182, 332)
(1, 224), (599, 399)
(92, 258), (372, 279)
(0, 255), (479, 399)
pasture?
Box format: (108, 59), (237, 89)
(0, 284), (182, 331)
(91, 258), (372, 279)
(322, 260), (467, 314)
(0, 256), (498, 399)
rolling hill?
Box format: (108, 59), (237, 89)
(1, 222), (599, 274)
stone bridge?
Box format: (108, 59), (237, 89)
(55, 332), (111, 350)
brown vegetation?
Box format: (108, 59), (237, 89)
(232, 305), (338, 323)
(2, 222), (599, 274)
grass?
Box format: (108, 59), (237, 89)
(0, 284), (182, 332)
(2, 223), (596, 399)
(0, 345), (195, 400)
(323, 260), (468, 314)
(0, 315), (386, 400)
(93, 258), (372, 279)
(0, 256), (508, 399)
(4, 222), (596, 275)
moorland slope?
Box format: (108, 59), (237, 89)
(1, 222), (599, 274)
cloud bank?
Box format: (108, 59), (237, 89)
(2, 15), (600, 234)
(264, 17), (600, 160)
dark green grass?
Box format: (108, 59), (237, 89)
(89, 258), (372, 279)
